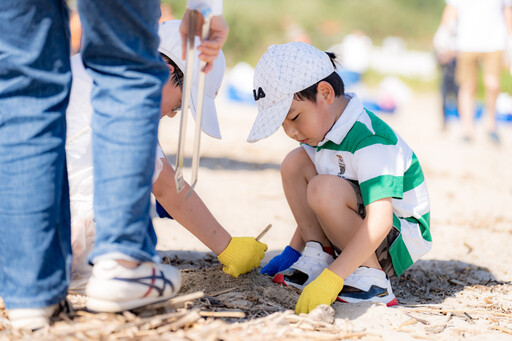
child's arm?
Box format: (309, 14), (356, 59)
(296, 197), (393, 314)
(153, 156), (267, 277)
(153, 156), (230, 255)
(329, 197), (393, 278)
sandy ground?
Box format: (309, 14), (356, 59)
(155, 89), (512, 340)
(1, 89), (512, 340)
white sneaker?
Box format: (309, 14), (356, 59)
(273, 241), (334, 291)
(86, 260), (181, 313)
(8, 300), (70, 331)
(337, 267), (397, 306)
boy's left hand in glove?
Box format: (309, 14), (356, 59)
(218, 237), (268, 278)
(295, 268), (344, 314)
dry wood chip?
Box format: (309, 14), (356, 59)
(490, 325), (512, 335)
(122, 311), (137, 322)
(199, 310), (245, 318)
(449, 279), (466, 286)
(155, 309), (201, 334)
(463, 242), (473, 253)
(207, 287), (237, 297)
(425, 324), (448, 334)
(397, 317), (418, 330)
(404, 313), (430, 325)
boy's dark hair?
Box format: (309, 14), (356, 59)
(293, 52), (345, 103)
(160, 53), (184, 87)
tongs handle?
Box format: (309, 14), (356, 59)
(174, 6), (212, 196)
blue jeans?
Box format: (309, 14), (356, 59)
(0, 0), (168, 309)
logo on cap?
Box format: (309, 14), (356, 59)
(253, 87), (266, 101)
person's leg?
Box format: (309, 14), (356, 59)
(481, 51), (502, 142)
(77, 0), (181, 312)
(456, 52), (479, 140)
(281, 147), (331, 248)
(0, 0), (72, 318)
(77, 0), (168, 263)
(306, 175), (381, 269)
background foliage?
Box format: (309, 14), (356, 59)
(162, 0), (446, 67)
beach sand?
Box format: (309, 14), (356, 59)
(2, 90), (512, 340)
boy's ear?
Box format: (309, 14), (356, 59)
(317, 81), (335, 104)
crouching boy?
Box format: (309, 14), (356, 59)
(249, 42), (431, 314)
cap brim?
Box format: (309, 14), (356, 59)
(190, 86), (221, 139)
(247, 95), (293, 143)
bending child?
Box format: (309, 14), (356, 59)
(66, 20), (267, 305)
(248, 42), (431, 314)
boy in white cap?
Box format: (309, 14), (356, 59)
(66, 20), (267, 313)
(249, 42), (431, 314)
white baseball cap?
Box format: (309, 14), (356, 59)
(247, 42), (335, 142)
(158, 20), (225, 139)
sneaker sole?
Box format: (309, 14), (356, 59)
(336, 295), (398, 307)
(87, 294), (177, 313)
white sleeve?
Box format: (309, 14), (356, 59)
(187, 0), (223, 15)
(152, 144), (166, 184)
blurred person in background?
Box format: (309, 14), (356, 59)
(433, 7), (458, 131)
(440, 0), (512, 144)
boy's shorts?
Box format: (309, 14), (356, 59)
(345, 179), (399, 278)
(456, 50), (503, 86)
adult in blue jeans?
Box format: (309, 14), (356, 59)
(0, 0), (228, 331)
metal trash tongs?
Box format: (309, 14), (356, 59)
(174, 5), (213, 198)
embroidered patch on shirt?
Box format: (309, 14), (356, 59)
(336, 154), (346, 177)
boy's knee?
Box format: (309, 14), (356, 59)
(280, 147), (311, 178)
(307, 176), (353, 211)
(306, 175), (334, 209)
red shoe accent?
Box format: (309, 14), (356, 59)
(142, 268), (156, 298)
(386, 297), (398, 307)
(336, 297), (348, 303)
(273, 274), (287, 286)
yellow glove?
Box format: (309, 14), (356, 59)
(295, 268), (344, 314)
(218, 237), (268, 278)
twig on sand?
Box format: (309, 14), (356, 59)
(207, 287), (238, 297)
(199, 310), (246, 318)
(256, 224), (272, 241)
(490, 325), (512, 335)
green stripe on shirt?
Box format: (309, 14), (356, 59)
(360, 174), (403, 205)
(403, 152), (424, 192)
(405, 212), (431, 242)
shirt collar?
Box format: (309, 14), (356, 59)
(317, 92), (364, 147)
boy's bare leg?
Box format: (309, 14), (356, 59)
(281, 147), (331, 248)
(289, 227), (306, 252)
(306, 174), (381, 269)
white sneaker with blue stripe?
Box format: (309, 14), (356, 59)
(86, 259), (181, 313)
(337, 266), (397, 306)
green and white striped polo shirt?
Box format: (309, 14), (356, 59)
(302, 93), (431, 276)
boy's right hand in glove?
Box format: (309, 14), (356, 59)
(260, 245), (301, 276)
(218, 237), (267, 278)
(295, 268), (344, 314)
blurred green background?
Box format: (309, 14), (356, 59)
(162, 0), (510, 95)
(162, 0), (445, 65)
